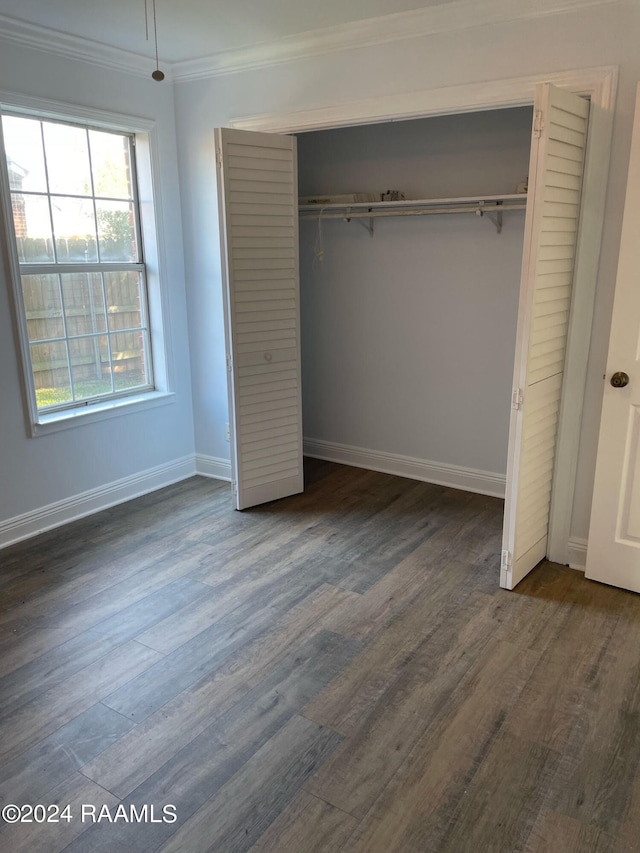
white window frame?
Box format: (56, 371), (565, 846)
(0, 92), (174, 436)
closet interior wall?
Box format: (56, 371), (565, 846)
(297, 107), (533, 489)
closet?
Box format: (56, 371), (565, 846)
(295, 108), (532, 496)
(214, 82), (591, 591)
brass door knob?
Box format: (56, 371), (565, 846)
(611, 371), (630, 388)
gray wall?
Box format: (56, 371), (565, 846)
(0, 40), (195, 529)
(174, 0), (640, 543)
(1, 1), (639, 552)
(298, 110), (531, 475)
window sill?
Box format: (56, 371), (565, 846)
(31, 391), (176, 437)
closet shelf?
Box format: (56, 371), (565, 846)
(298, 192), (527, 235)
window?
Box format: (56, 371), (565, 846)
(1, 113), (155, 417)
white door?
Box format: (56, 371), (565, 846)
(501, 83), (590, 589)
(585, 85), (640, 591)
(215, 127), (304, 510)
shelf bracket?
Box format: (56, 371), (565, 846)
(477, 201), (503, 234)
(344, 207), (374, 237)
(358, 216), (374, 237)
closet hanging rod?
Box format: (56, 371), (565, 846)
(297, 203), (527, 220)
(298, 193), (527, 212)
(298, 192), (526, 215)
(298, 193), (527, 234)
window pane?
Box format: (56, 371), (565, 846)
(110, 330), (148, 391)
(31, 340), (72, 408)
(60, 272), (107, 337)
(97, 201), (138, 262)
(105, 271), (143, 331)
(68, 335), (112, 399)
(22, 274), (64, 341)
(12, 194), (55, 263)
(89, 130), (132, 199)
(51, 197), (98, 262)
(43, 122), (92, 196)
(3, 112), (155, 414)
(2, 116), (47, 192)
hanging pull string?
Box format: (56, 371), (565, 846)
(312, 211), (325, 271)
(144, 0), (164, 81)
(153, 0), (162, 78)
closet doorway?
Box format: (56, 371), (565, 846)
(215, 68), (615, 590)
(294, 105), (531, 544)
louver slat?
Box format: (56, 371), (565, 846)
(216, 128), (303, 509)
(503, 84), (589, 589)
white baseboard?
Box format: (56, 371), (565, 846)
(0, 455), (197, 550)
(195, 454), (232, 481)
(567, 537), (588, 570)
(0, 442), (577, 566)
(303, 438), (506, 498)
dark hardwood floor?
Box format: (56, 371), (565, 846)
(0, 459), (639, 852)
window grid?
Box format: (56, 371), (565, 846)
(53, 268), (74, 401)
(1, 113), (154, 413)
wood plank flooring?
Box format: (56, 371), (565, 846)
(0, 459), (639, 852)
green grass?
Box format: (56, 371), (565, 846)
(36, 378), (144, 409)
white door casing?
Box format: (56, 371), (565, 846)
(585, 84), (640, 592)
(215, 127), (304, 510)
(502, 83), (590, 589)
(228, 68), (615, 570)
(217, 71), (614, 576)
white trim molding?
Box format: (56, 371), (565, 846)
(195, 454), (232, 481)
(567, 537), (588, 570)
(173, 0), (620, 82)
(230, 66), (617, 134)
(0, 0), (621, 83)
(303, 439), (506, 499)
(0, 90), (156, 132)
(0, 455), (196, 550)
(0, 14), (162, 80)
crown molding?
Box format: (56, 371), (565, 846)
(0, 0), (622, 85)
(229, 65), (618, 132)
(172, 0), (621, 82)
(0, 13), (171, 81)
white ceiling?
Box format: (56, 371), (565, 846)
(0, 0), (455, 65)
(0, 0), (617, 81)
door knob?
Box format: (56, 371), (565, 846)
(610, 371), (630, 388)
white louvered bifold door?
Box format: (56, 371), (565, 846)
(215, 128), (303, 510)
(501, 83), (590, 589)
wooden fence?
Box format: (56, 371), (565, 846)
(21, 254), (146, 394)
